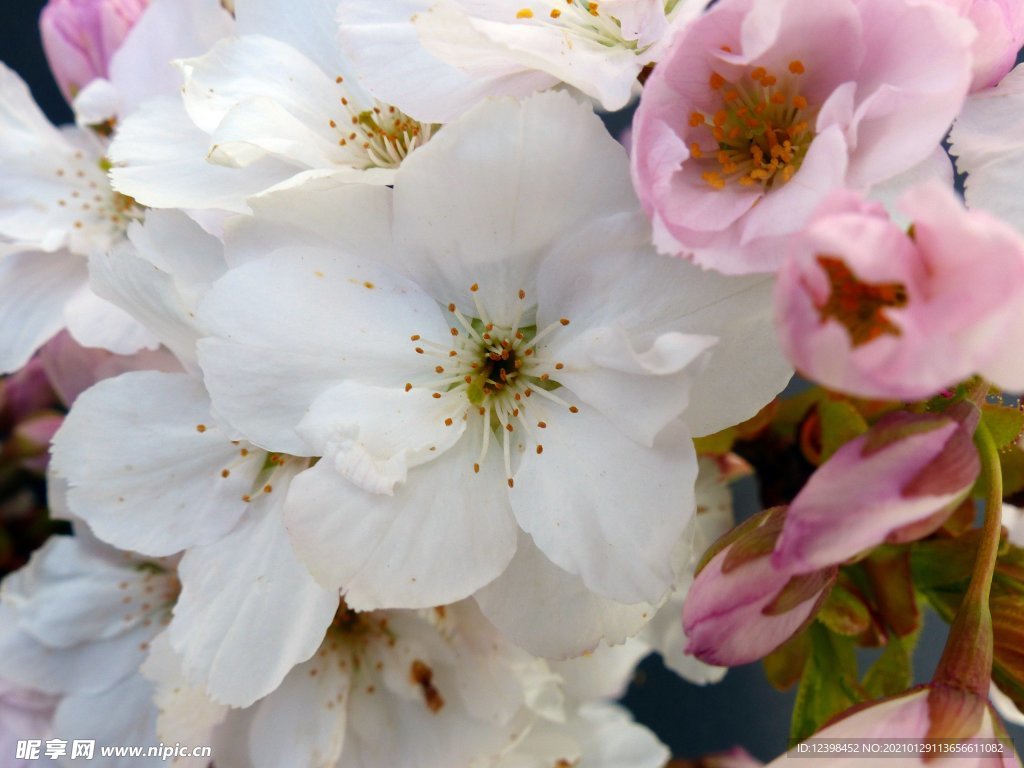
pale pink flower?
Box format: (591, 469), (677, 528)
(775, 183), (1024, 399)
(773, 408), (980, 574)
(631, 0), (974, 273)
(939, 0), (1024, 91)
(39, 0), (149, 101)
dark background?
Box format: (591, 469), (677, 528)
(1, 2), (1020, 762)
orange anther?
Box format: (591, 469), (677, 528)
(789, 60), (805, 75)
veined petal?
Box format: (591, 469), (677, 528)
(336, 0), (551, 124)
(50, 371), (264, 556)
(0, 250), (85, 374)
(535, 214), (790, 438)
(391, 90), (638, 324)
(171, 469), (338, 708)
(511, 413), (697, 605)
(475, 532), (655, 659)
(109, 96), (296, 213)
(197, 246), (447, 454)
(63, 282), (159, 356)
(247, 654), (350, 768)
(284, 431), (518, 609)
(108, 0), (234, 115)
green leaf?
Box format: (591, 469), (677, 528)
(818, 399), (868, 462)
(981, 403), (1024, 451)
(790, 623), (864, 745)
(1001, 446), (1024, 496)
(862, 627), (919, 699)
(817, 582), (872, 637)
(911, 533), (981, 589)
(764, 629), (810, 691)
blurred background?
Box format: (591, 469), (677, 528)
(0, 2), (1020, 762)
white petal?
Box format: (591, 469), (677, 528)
(180, 36), (347, 166)
(475, 533), (654, 659)
(54, 675), (164, 768)
(298, 382), (468, 494)
(226, 180), (394, 267)
(336, 0), (551, 124)
(90, 210), (227, 373)
(511, 412), (696, 604)
(536, 217), (790, 438)
(285, 431), (518, 609)
(391, 90), (637, 322)
(551, 639), (651, 703)
(109, 96), (295, 213)
(140, 631), (228, 745)
(109, 0), (234, 115)
(236, 0), (354, 77)
(950, 64), (1024, 233)
(248, 655), (350, 768)
(197, 246), (447, 454)
(171, 473), (338, 707)
(50, 372), (264, 556)
(565, 703), (670, 768)
(417, 1), (642, 110)
(63, 281), (160, 355)
(0, 250), (84, 374)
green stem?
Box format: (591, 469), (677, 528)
(931, 419), (1001, 696)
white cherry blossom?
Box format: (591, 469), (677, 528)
(109, 0), (438, 215)
(195, 92), (791, 650)
(0, 0), (232, 373)
(336, 0), (712, 121)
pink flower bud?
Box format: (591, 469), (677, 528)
(683, 508), (836, 666)
(39, 0), (149, 101)
(773, 407), (980, 574)
(771, 687), (1021, 766)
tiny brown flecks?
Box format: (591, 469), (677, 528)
(410, 660), (445, 713)
(196, 424), (207, 433)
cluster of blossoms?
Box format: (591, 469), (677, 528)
(1, 0), (1024, 764)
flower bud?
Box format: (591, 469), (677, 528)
(773, 407), (980, 574)
(39, 0), (149, 101)
(683, 508), (836, 666)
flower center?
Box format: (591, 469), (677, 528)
(408, 284), (580, 487)
(815, 255), (908, 348)
(55, 151), (142, 249)
(514, 2), (643, 50)
(328, 75), (436, 169)
(689, 58), (816, 191)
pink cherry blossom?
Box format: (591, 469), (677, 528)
(773, 408), (980, 574)
(775, 182), (1024, 399)
(39, 0), (149, 101)
(630, 0), (974, 273)
(941, 0), (1024, 91)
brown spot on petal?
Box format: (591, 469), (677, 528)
(410, 660), (445, 713)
